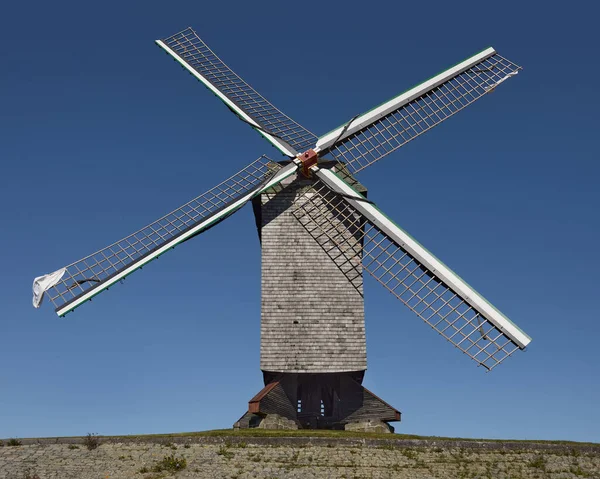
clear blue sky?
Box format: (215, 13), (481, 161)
(1, 0), (598, 442)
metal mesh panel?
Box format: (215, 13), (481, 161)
(294, 178), (521, 370)
(162, 27), (317, 154)
(322, 54), (521, 174)
(292, 181), (364, 294)
(46, 157), (280, 312)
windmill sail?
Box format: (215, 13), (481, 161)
(293, 168), (531, 370)
(156, 27), (317, 157)
(36, 158), (298, 317)
(316, 48), (521, 174)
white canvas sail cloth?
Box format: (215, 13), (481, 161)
(32, 268), (66, 308)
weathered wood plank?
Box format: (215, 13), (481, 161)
(254, 166), (368, 373)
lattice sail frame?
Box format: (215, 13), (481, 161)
(316, 48), (521, 174)
(293, 168), (530, 370)
(156, 27), (317, 157)
(44, 158), (299, 317)
(290, 172), (365, 296)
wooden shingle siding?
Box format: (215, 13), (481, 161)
(255, 166), (367, 373)
(342, 385), (401, 423)
(258, 382), (298, 419)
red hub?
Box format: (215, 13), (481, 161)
(297, 149), (319, 177)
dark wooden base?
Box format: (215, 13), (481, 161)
(234, 372), (400, 430)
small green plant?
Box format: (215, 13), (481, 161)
(236, 441), (247, 448)
(7, 438), (22, 446)
(152, 454), (187, 472)
(570, 464), (586, 476)
(528, 455), (546, 470)
(83, 433), (100, 450)
(138, 466), (150, 473)
(217, 445), (234, 460)
(401, 448), (418, 460)
(67, 444), (79, 450)
(163, 441), (177, 450)
(184, 443), (191, 448)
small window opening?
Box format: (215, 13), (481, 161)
(320, 400), (325, 417)
(297, 399), (302, 413)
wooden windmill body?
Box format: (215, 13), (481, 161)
(241, 163), (399, 430)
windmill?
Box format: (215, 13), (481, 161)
(32, 27), (531, 432)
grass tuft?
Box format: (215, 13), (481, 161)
(83, 433), (100, 451)
(528, 455), (546, 470)
(152, 454), (187, 472)
(401, 449), (418, 460)
(217, 445), (234, 460)
(570, 464), (587, 476)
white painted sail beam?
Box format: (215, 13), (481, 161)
(55, 163), (299, 317)
(315, 47), (496, 153)
(155, 40), (299, 158)
(314, 167), (531, 349)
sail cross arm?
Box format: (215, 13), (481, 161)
(313, 167), (531, 369)
(315, 48), (521, 173)
(35, 159), (298, 317)
(157, 27), (318, 158)
(316, 47), (496, 151)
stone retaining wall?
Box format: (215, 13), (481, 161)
(1, 435), (599, 479)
